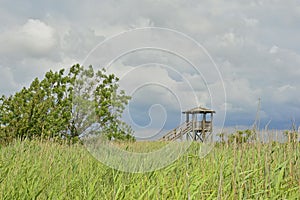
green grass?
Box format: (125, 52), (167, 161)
(0, 139), (299, 199)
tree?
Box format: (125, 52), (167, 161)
(0, 69), (72, 142)
(283, 130), (298, 143)
(228, 129), (254, 144)
(0, 64), (134, 144)
(217, 132), (226, 144)
(70, 64), (133, 140)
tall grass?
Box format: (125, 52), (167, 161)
(0, 139), (299, 199)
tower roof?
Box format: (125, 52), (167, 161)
(182, 106), (215, 114)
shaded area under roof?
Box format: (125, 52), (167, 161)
(182, 106), (215, 114)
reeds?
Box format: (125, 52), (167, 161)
(0, 137), (299, 199)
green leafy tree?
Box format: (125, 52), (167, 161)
(228, 129), (254, 144)
(217, 132), (226, 144)
(283, 130), (298, 143)
(70, 64), (133, 141)
(0, 64), (134, 144)
(0, 68), (73, 142)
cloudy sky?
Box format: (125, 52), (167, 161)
(1, 0), (299, 137)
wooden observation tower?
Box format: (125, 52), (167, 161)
(182, 107), (215, 141)
(160, 106), (215, 141)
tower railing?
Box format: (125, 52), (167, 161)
(160, 121), (193, 141)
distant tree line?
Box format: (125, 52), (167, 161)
(218, 128), (299, 144)
(0, 64), (134, 144)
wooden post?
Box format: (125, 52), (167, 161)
(210, 113), (213, 133)
(192, 113), (196, 140)
(186, 113), (190, 141)
(202, 113), (206, 141)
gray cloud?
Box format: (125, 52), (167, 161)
(0, 0), (299, 131)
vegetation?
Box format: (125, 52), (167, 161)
(0, 64), (299, 199)
(0, 139), (299, 199)
(219, 128), (299, 144)
(0, 64), (134, 144)
(227, 129), (255, 144)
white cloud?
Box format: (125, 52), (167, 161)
(269, 45), (279, 54)
(244, 17), (259, 27)
(220, 32), (245, 47)
(0, 0), (299, 129)
(0, 19), (57, 57)
(278, 84), (296, 92)
(0, 66), (19, 95)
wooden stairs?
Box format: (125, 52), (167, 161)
(159, 121), (193, 141)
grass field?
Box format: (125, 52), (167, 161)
(0, 139), (299, 199)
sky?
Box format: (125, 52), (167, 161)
(0, 0), (300, 138)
